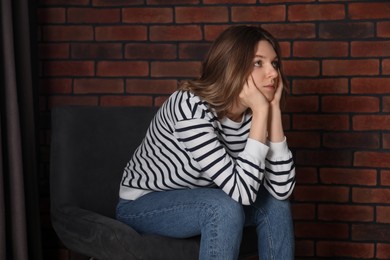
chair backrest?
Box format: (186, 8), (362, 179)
(50, 106), (158, 218)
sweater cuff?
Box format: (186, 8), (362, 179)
(267, 136), (289, 159)
(246, 138), (269, 163)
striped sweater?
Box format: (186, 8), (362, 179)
(119, 90), (295, 205)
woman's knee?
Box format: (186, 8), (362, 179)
(199, 190), (245, 227)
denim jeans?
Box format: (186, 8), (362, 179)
(116, 187), (294, 260)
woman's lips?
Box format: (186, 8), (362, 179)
(264, 84), (275, 89)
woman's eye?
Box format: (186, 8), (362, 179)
(254, 60), (262, 67)
(272, 60), (280, 69)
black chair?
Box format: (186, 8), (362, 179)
(50, 106), (257, 260)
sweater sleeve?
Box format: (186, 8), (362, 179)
(263, 137), (296, 200)
(174, 118), (269, 205)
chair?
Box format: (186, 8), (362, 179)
(50, 106), (257, 260)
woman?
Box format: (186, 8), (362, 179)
(116, 25), (296, 260)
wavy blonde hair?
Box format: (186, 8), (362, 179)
(178, 25), (287, 118)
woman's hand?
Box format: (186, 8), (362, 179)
(270, 71), (284, 108)
(239, 76), (270, 144)
(239, 76), (270, 113)
(267, 71), (285, 143)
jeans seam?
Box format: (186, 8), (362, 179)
(258, 207), (275, 260)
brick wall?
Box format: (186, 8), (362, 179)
(37, 0), (390, 259)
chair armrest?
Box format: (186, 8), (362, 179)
(51, 206), (199, 260)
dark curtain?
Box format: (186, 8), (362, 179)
(0, 0), (42, 259)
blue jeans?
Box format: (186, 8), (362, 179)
(116, 187), (294, 260)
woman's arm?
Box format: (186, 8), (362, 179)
(264, 72), (296, 199)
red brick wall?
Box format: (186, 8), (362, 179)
(37, 0), (390, 259)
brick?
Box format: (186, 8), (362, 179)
(97, 61), (148, 77)
(352, 41), (390, 57)
(384, 133), (390, 150)
(93, 0), (144, 6)
(377, 206), (390, 224)
(262, 0), (314, 2)
(323, 59), (379, 76)
(179, 43), (210, 60)
(204, 25), (231, 41)
(282, 114), (290, 131)
(204, 0), (255, 3)
(39, 43), (69, 59)
(295, 240), (314, 257)
(319, 204), (374, 222)
(353, 115), (390, 131)
(351, 78), (390, 94)
(126, 79), (177, 94)
(293, 41), (348, 57)
(321, 96), (379, 113)
(292, 78), (348, 94)
(151, 61), (201, 78)
(288, 4), (345, 21)
(293, 186), (349, 202)
(68, 8), (120, 23)
(147, 0), (199, 4)
(123, 8), (172, 23)
(279, 41), (291, 58)
(39, 79), (72, 94)
(384, 59), (390, 75)
(176, 7), (228, 23)
(293, 167), (318, 184)
(291, 203), (315, 220)
(384, 97), (390, 112)
(353, 187), (390, 204)
(43, 61), (94, 76)
(71, 43), (122, 59)
(352, 224), (390, 241)
(39, 0), (89, 5)
(232, 5), (286, 22)
(378, 22), (390, 38)
(37, 8), (65, 24)
(262, 23), (315, 39)
(42, 26), (93, 41)
(150, 25), (202, 41)
(293, 114), (349, 130)
(377, 243), (390, 259)
(295, 150), (352, 166)
(317, 241), (374, 258)
(95, 26), (147, 41)
(284, 96), (318, 113)
(100, 95), (153, 107)
(154, 96), (170, 107)
(320, 168), (377, 186)
(319, 22), (374, 39)
(48, 96), (98, 108)
(285, 132), (320, 148)
(354, 151), (390, 168)
(323, 133), (380, 149)
(381, 170), (390, 186)
(125, 43), (176, 59)
(283, 60), (320, 77)
(349, 3), (390, 19)
(74, 79), (124, 94)
(295, 222), (349, 239)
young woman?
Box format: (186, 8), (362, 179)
(116, 25), (296, 260)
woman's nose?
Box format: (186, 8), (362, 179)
(267, 64), (278, 79)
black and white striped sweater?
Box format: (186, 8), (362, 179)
(119, 90), (295, 205)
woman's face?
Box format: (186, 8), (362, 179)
(249, 40), (279, 102)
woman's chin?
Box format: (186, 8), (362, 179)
(263, 93), (275, 102)
(260, 88), (275, 102)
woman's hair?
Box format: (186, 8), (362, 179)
(178, 25), (287, 118)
